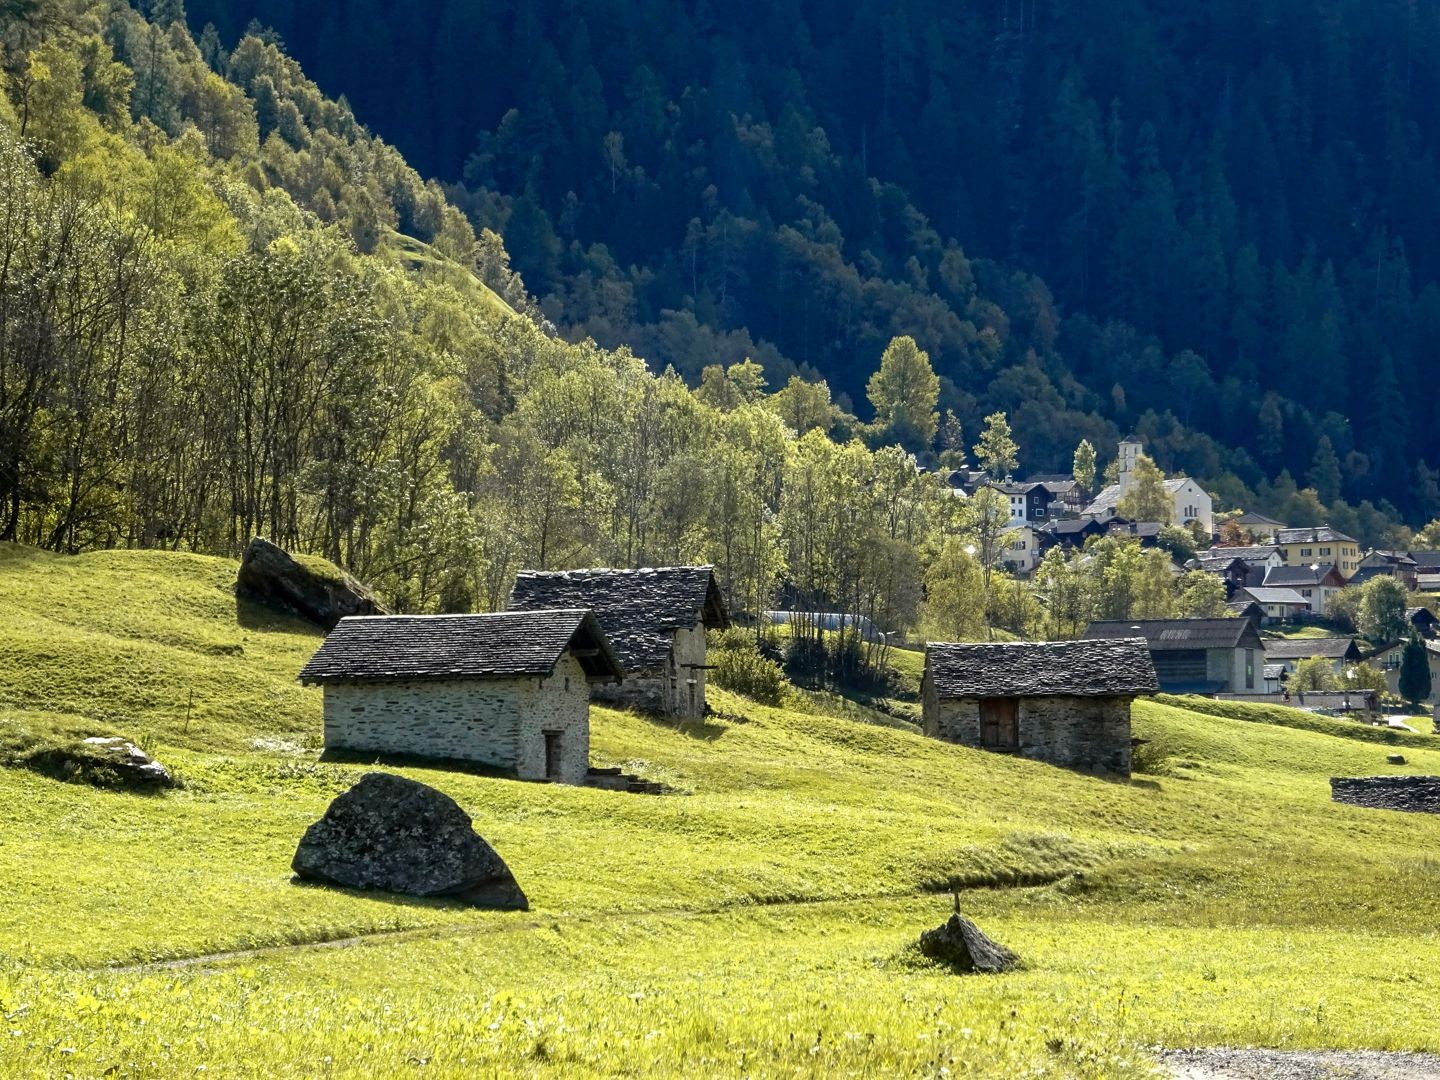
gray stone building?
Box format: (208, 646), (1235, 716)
(508, 566), (728, 717)
(921, 639), (1157, 775)
(299, 610), (623, 784)
(1083, 617), (1266, 695)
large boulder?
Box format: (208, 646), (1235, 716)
(918, 912), (1019, 973)
(292, 773), (529, 909)
(236, 537), (385, 630)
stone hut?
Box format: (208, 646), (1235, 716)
(299, 610), (622, 785)
(508, 567), (728, 717)
(921, 639), (1158, 775)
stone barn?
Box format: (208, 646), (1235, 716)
(298, 610), (622, 785)
(508, 566), (728, 717)
(921, 639), (1158, 775)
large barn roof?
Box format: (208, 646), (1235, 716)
(924, 639), (1158, 698)
(298, 610), (622, 684)
(1083, 618), (1264, 651)
(508, 566), (728, 672)
(1262, 637), (1360, 660)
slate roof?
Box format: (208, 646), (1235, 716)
(1345, 566), (1389, 587)
(1262, 637), (1360, 660)
(1083, 618), (1263, 651)
(1275, 526), (1357, 545)
(1204, 545), (1281, 564)
(1084, 478), (1203, 517)
(508, 566), (729, 673)
(1408, 551), (1440, 569)
(1234, 512), (1285, 527)
(298, 610), (623, 684)
(1236, 587), (1309, 606)
(1263, 563), (1343, 587)
(924, 639), (1157, 698)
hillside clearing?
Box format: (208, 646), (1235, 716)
(3, 546), (1440, 1076)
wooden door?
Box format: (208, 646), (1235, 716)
(979, 698), (1019, 750)
(543, 730), (562, 780)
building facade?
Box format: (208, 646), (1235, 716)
(922, 639), (1158, 775)
(1274, 527), (1360, 577)
(299, 610), (623, 784)
(1083, 618), (1265, 695)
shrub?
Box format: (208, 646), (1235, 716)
(713, 644), (787, 705)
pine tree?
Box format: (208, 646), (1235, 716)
(866, 336), (939, 450)
(1399, 634), (1431, 708)
(1307, 436), (1342, 503)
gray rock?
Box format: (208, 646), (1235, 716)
(917, 912), (1019, 973)
(80, 737), (174, 787)
(236, 537), (386, 630)
(1387, 753), (1406, 765)
(292, 773), (528, 909)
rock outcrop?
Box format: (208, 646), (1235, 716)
(1330, 776), (1440, 814)
(77, 737), (175, 787)
(917, 912), (1019, 973)
(292, 772), (528, 909)
(236, 537), (385, 630)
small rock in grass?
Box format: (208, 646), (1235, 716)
(78, 737), (174, 787)
(292, 772), (528, 910)
(1388, 753), (1406, 765)
(917, 912), (1018, 973)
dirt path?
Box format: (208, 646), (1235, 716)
(1161, 1048), (1440, 1079)
(98, 887), (951, 975)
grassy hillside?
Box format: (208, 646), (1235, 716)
(3, 544), (1440, 1076)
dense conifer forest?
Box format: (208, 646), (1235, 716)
(6, 0), (1440, 646)
(185, 0), (1440, 521)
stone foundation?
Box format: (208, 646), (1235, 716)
(1330, 776), (1440, 814)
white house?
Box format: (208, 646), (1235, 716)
(998, 523), (1042, 574)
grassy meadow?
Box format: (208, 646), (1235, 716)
(3, 543), (1440, 1076)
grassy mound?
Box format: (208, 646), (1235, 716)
(2, 544), (1440, 1075)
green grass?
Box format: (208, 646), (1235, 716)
(3, 544), (1440, 1076)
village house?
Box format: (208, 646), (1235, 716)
(1026, 475), (1090, 517)
(998, 522), (1043, 574)
(1040, 515), (1111, 550)
(1083, 438), (1215, 534)
(298, 610), (623, 784)
(1190, 554), (1250, 594)
(1232, 586), (1310, 625)
(1408, 607), (1439, 637)
(1230, 511), (1287, 543)
(1261, 562), (1347, 615)
(1409, 551), (1440, 591)
(1083, 617), (1265, 695)
(1263, 636), (1362, 676)
(921, 639), (1157, 775)
(1198, 544), (1284, 588)
(1273, 526), (1360, 577)
(508, 566), (728, 718)
(1351, 550), (1419, 590)
(1365, 637), (1440, 701)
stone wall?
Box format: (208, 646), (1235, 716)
(592, 621), (709, 717)
(922, 690), (1133, 775)
(322, 652), (591, 784)
(1330, 776), (1440, 814)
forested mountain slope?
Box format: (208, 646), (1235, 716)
(185, 0), (1440, 519)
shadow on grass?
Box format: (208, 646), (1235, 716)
(234, 594), (324, 635)
(634, 710), (730, 742)
(318, 747), (521, 781)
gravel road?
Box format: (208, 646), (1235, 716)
(1161, 1049), (1440, 1079)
